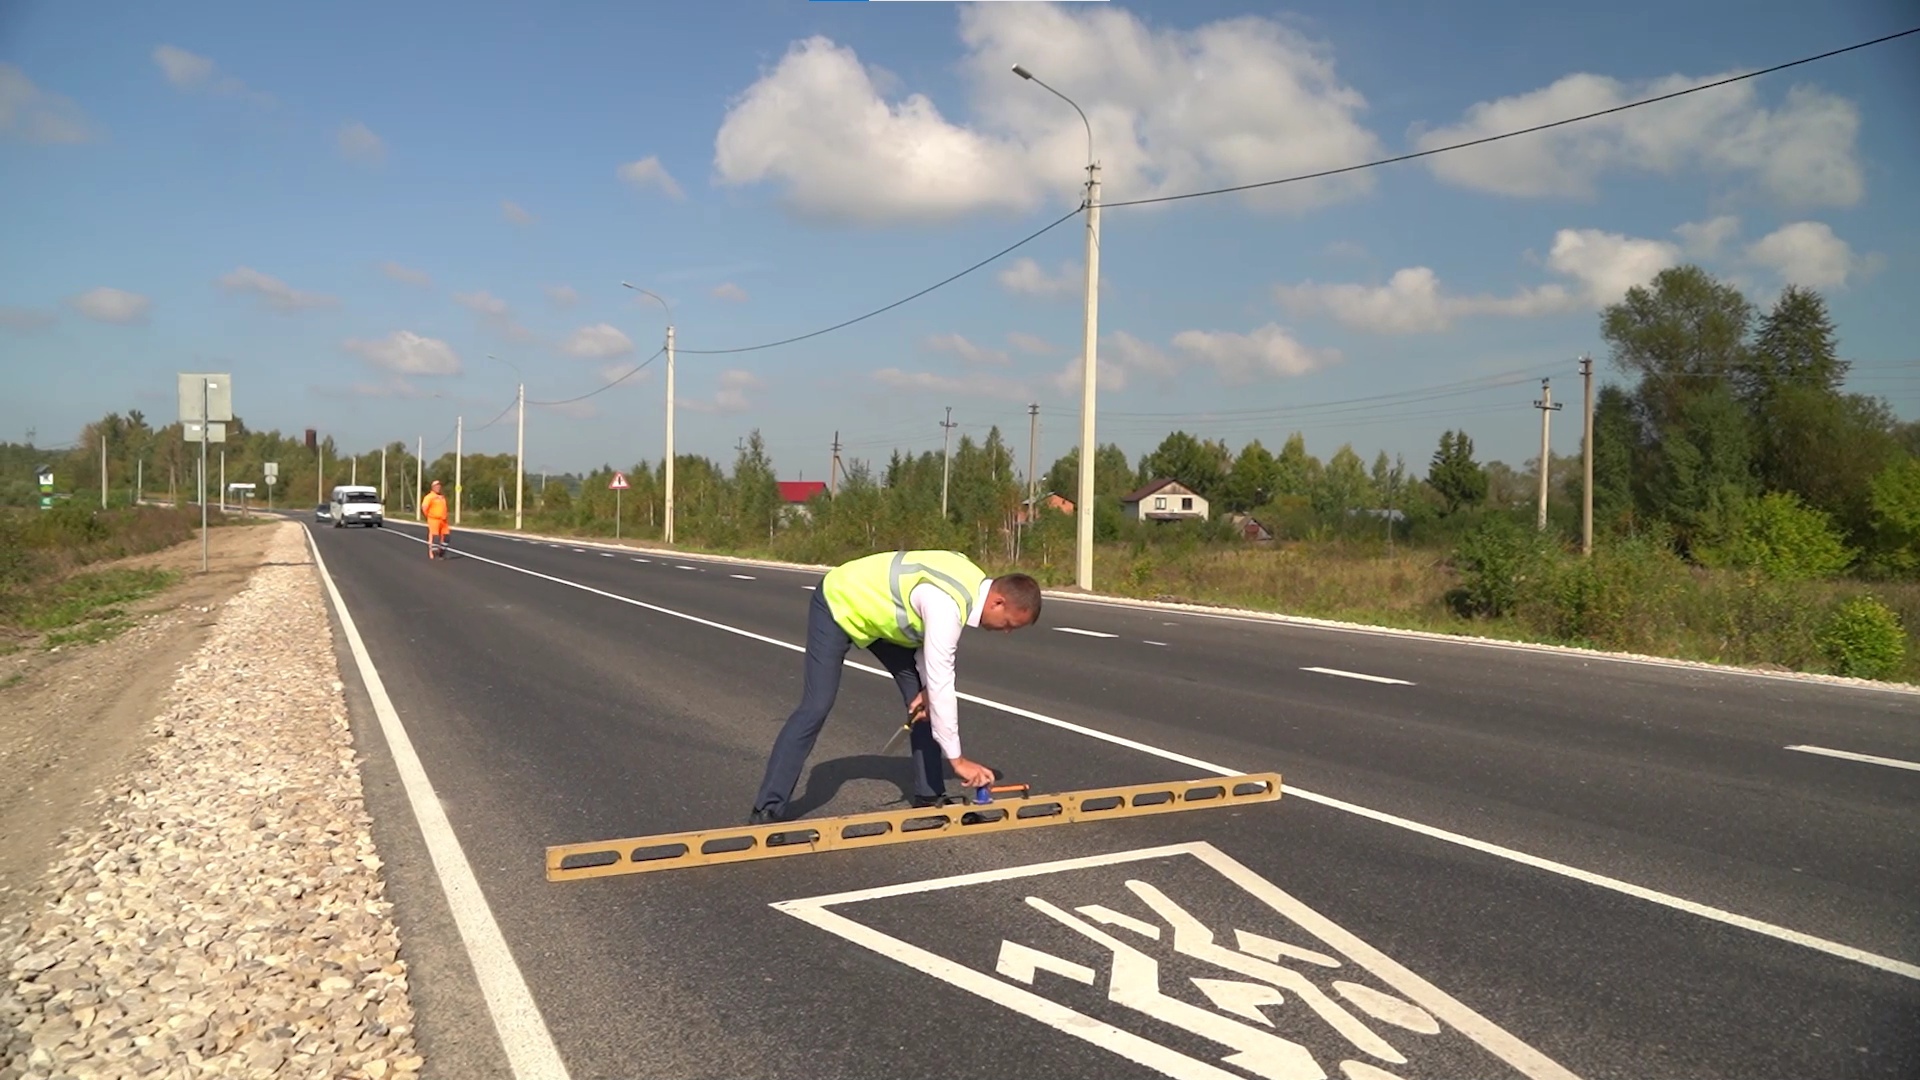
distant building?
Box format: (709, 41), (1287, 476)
(1226, 513), (1274, 542)
(777, 480), (829, 521)
(1015, 491), (1074, 525)
(1121, 478), (1210, 523)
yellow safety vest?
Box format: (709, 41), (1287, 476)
(821, 550), (987, 648)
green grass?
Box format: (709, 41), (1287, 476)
(10, 568), (176, 649)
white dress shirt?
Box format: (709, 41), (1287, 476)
(908, 577), (991, 761)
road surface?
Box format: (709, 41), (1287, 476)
(306, 518), (1920, 1080)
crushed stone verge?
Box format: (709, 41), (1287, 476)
(0, 522), (422, 1080)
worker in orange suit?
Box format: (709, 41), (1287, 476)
(422, 479), (450, 559)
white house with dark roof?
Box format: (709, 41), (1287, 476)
(1121, 478), (1209, 523)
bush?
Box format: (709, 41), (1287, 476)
(1545, 531), (1687, 649)
(1449, 514), (1552, 618)
(1711, 491), (1855, 582)
(1816, 596), (1906, 679)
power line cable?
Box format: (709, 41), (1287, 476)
(470, 394), (522, 433)
(1046, 360), (1564, 422)
(1100, 27), (1920, 210)
(528, 347), (666, 406)
(677, 205), (1084, 355)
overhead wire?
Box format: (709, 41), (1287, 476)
(1099, 27), (1920, 210)
(675, 205), (1084, 355)
(528, 347), (666, 406)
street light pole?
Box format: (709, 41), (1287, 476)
(1014, 63), (1099, 591)
(622, 283), (675, 544)
(489, 355), (527, 531)
(454, 415), (463, 525)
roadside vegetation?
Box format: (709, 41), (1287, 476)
(0, 505), (196, 650)
(13, 266), (1917, 681)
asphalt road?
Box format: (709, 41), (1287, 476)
(305, 516), (1920, 1080)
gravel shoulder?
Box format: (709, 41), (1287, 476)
(0, 522), (424, 1080)
(0, 521), (278, 923)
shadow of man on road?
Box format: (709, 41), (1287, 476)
(787, 754), (916, 817)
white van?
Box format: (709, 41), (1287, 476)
(329, 485), (385, 527)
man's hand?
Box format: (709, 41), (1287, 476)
(907, 691), (928, 724)
(950, 756), (995, 789)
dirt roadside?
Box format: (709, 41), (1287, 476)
(0, 522), (280, 926)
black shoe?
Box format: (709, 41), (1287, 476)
(747, 807), (782, 825)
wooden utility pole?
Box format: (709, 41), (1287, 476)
(1581, 356), (1595, 555)
(939, 407), (957, 518)
(1533, 378), (1563, 531)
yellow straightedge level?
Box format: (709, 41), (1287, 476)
(546, 773), (1282, 882)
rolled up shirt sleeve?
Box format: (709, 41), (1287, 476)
(910, 583), (964, 760)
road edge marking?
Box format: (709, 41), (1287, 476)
(306, 528), (573, 1079)
(1302, 666), (1415, 686)
(379, 529), (1920, 983)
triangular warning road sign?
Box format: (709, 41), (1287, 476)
(609, 472), (629, 490)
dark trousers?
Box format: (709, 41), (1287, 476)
(753, 589), (946, 816)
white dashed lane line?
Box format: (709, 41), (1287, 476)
(1143, 640), (1169, 647)
(1302, 666), (1415, 686)
(1785, 745), (1920, 772)
(731, 574), (757, 580)
(1054, 627), (1119, 639)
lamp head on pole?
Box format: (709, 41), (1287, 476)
(1012, 64), (1033, 80)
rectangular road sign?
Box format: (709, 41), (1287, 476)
(183, 420), (227, 444)
(177, 373), (233, 423)
(264, 461), (278, 478)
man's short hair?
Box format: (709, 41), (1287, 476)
(993, 573), (1043, 621)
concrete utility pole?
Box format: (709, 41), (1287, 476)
(100, 434), (107, 508)
(1533, 378), (1563, 531)
(623, 284), (675, 544)
(940, 406), (957, 518)
(454, 415), (463, 525)
(829, 431), (842, 497)
(515, 381), (525, 530)
(416, 436), (423, 522)
(135, 458), (142, 506)
(317, 442), (325, 507)
(380, 447), (387, 502)
(1014, 62), (1100, 590)
(1581, 356), (1595, 556)
(219, 449), (226, 513)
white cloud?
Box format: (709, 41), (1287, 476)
(714, 5), (1381, 223)
(152, 45), (215, 88)
(1418, 74), (1862, 207)
(1276, 225), (1680, 334)
(68, 287), (151, 325)
(453, 290), (510, 318)
(546, 284), (580, 308)
(381, 261), (433, 287)
(711, 282), (749, 303)
(1171, 323), (1341, 382)
(1006, 331), (1056, 355)
(875, 367), (1032, 403)
(344, 376), (437, 400)
(617, 156), (686, 199)
(151, 45), (270, 105)
(926, 332), (1011, 367)
(714, 369), (762, 412)
(684, 369), (767, 413)
(598, 361), (651, 386)
(0, 305), (57, 331)
(1051, 330), (1180, 394)
(561, 323), (635, 360)
(217, 267), (339, 312)
(345, 330), (460, 375)
(998, 257), (1082, 298)
(0, 64), (98, 143)
(1744, 222), (1868, 290)
(1676, 215), (1741, 258)
(501, 200), (535, 225)
(337, 121), (385, 164)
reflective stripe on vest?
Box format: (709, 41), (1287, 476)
(822, 549), (986, 648)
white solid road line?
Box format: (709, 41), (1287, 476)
(1302, 666), (1415, 686)
(373, 530), (1920, 982)
(730, 574), (757, 580)
(1054, 627), (1119, 639)
(306, 531), (571, 1080)
(1785, 745), (1920, 772)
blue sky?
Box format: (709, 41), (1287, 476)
(3, 0), (1916, 481)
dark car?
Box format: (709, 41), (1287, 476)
(315, 503), (331, 522)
